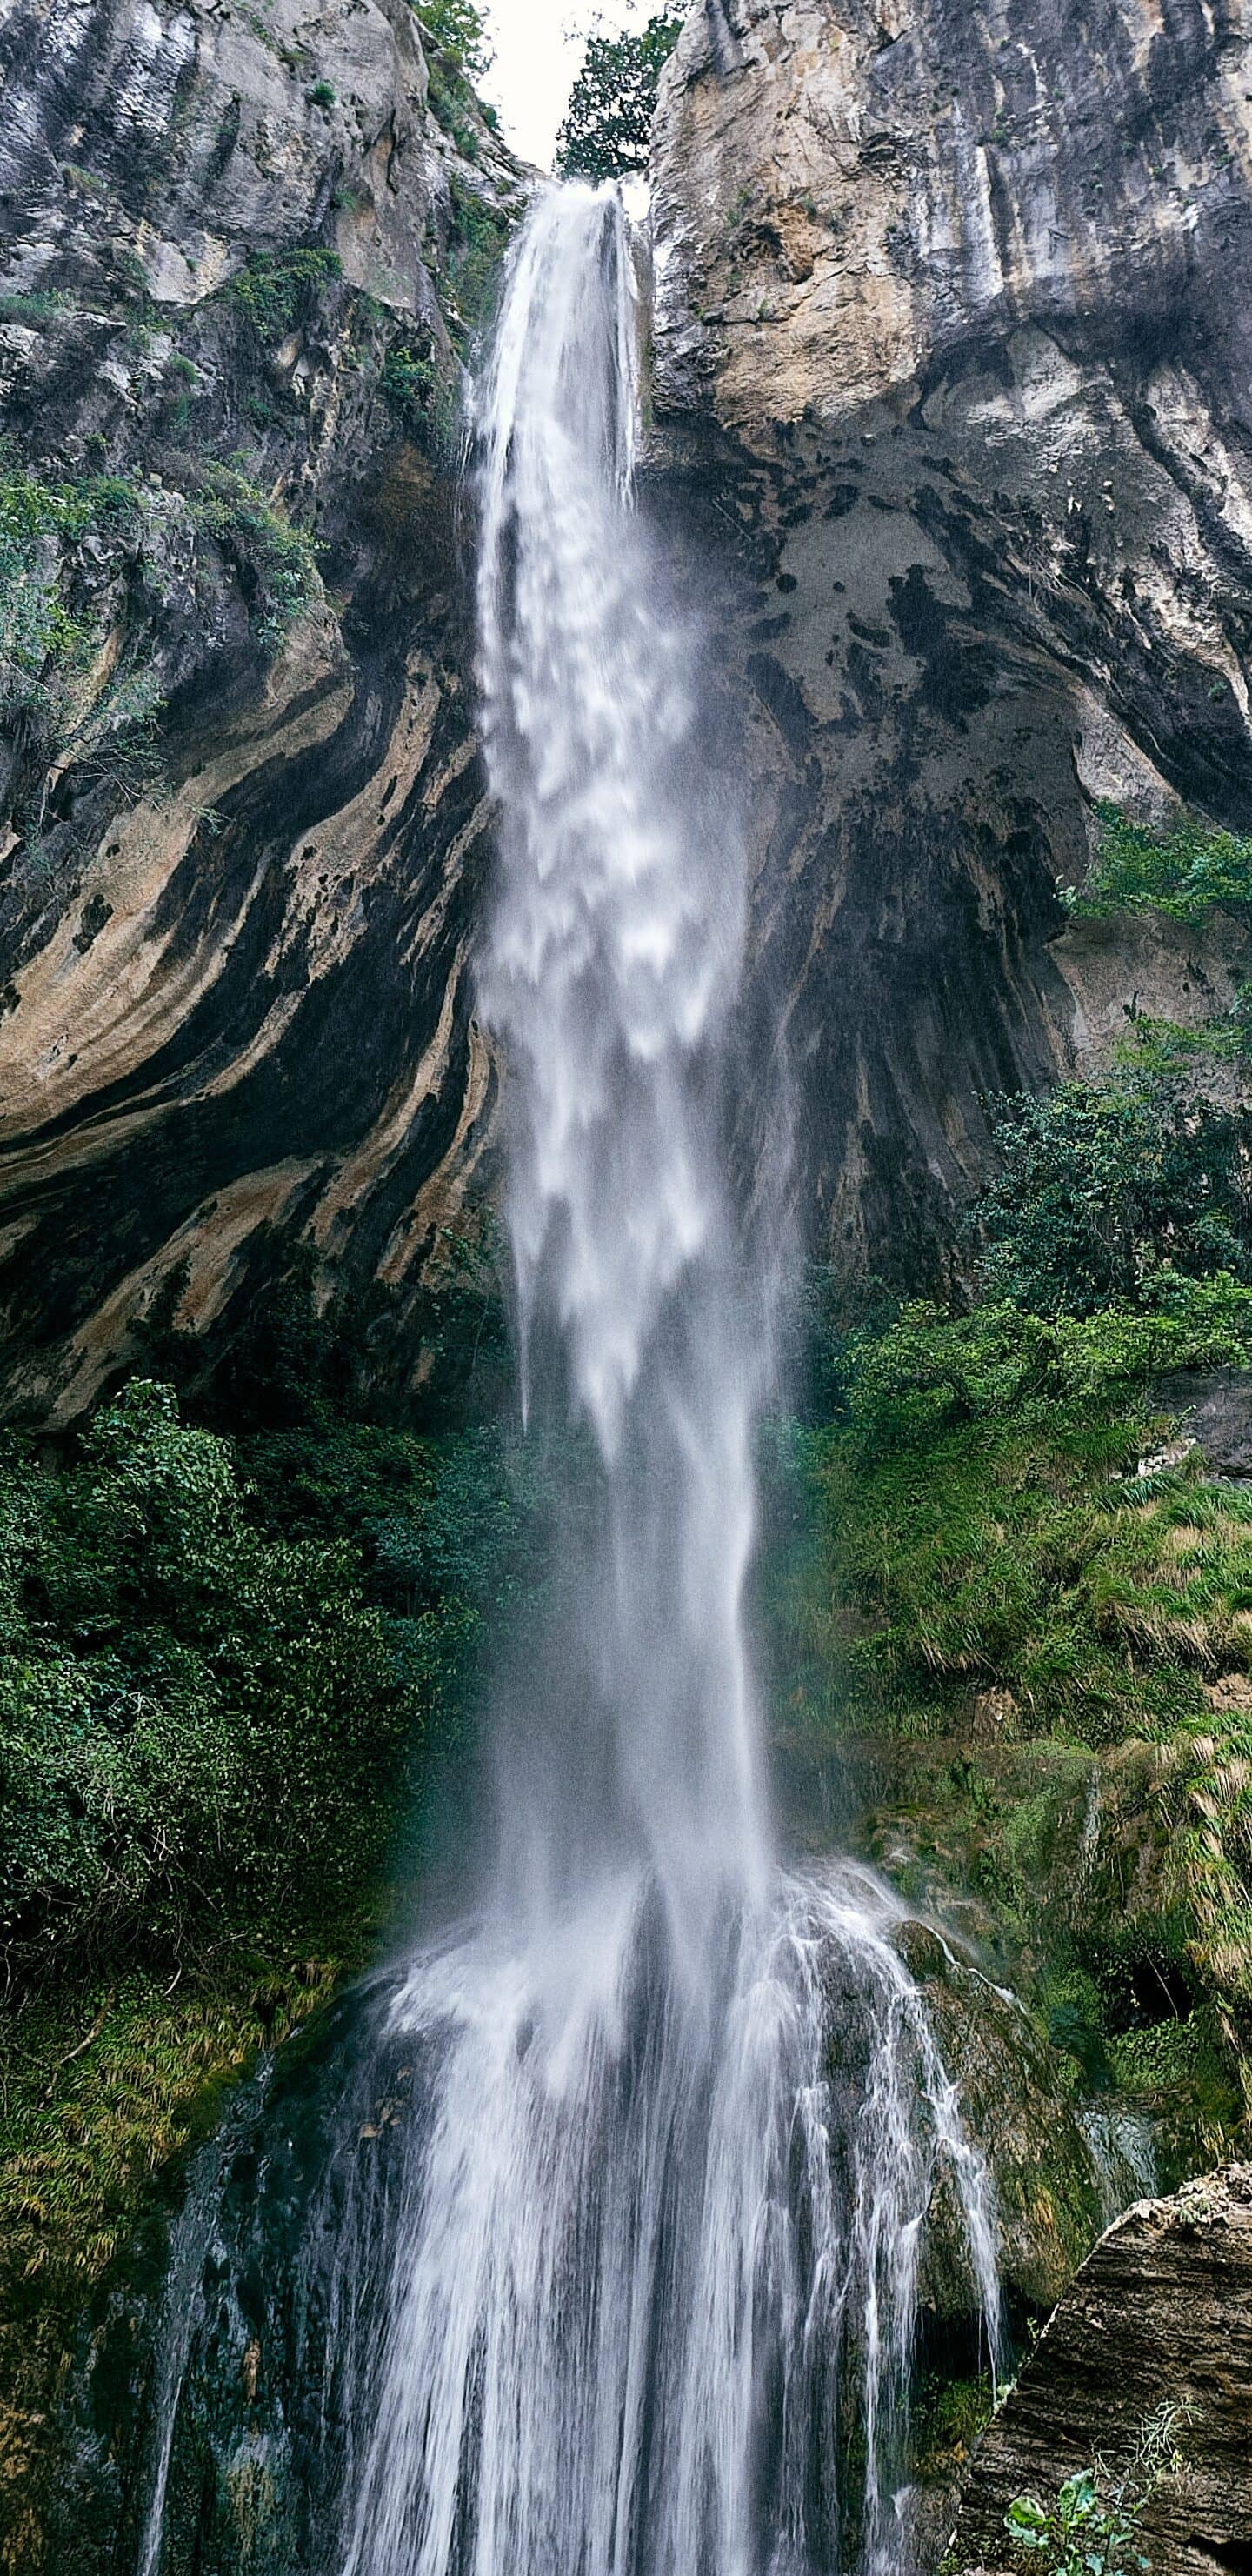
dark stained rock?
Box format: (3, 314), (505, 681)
(1156, 1368), (1252, 1480)
(651, 0), (1252, 1285)
(951, 2164), (1252, 2576)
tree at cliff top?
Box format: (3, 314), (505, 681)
(414, 0), (492, 78)
(556, 13), (681, 180)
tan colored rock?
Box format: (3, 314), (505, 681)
(0, 0), (525, 1417)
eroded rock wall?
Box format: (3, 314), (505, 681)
(952, 2164), (1252, 2575)
(651, 0), (1252, 1276)
(0, 0), (525, 1419)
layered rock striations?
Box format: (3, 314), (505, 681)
(652, 0), (1252, 1274)
(9, 0), (1252, 1391)
(953, 2164), (1252, 2575)
(0, 0), (525, 1419)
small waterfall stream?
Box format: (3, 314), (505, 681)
(114, 184), (1002, 2576)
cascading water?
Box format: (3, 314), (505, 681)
(110, 184), (1002, 2576)
(335, 184), (1001, 2576)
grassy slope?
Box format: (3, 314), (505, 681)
(765, 1297), (1252, 2148)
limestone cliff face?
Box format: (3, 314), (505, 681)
(652, 0), (1252, 1275)
(0, 0), (524, 1420)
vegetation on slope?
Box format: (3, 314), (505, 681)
(1067, 801), (1252, 923)
(770, 1018), (1252, 2152)
(0, 1249), (527, 2563)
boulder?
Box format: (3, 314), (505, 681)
(952, 2165), (1252, 2576)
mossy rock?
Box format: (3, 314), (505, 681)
(893, 1919), (1102, 2316)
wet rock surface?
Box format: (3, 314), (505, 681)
(651, 0), (1252, 1279)
(952, 2164), (1252, 2576)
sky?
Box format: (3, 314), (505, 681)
(479, 0), (644, 172)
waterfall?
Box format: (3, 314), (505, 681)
(335, 185), (1001, 2576)
(122, 184), (1002, 2576)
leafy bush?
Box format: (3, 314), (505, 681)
(794, 1279), (1252, 1732)
(0, 1382), (516, 1985)
(192, 463), (319, 644)
(972, 1059), (1252, 1315)
(1007, 2406), (1185, 2573)
(556, 13), (682, 179)
(382, 340), (436, 421)
(0, 466), (141, 707)
(223, 247), (343, 344)
(1070, 801), (1252, 922)
(829, 1278), (1252, 1457)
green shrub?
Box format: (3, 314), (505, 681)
(223, 247), (342, 344)
(307, 77), (336, 108)
(972, 1060), (1252, 1314)
(1070, 800), (1252, 922)
(0, 466), (141, 694)
(192, 463), (319, 644)
(414, 0), (492, 78)
(382, 339), (436, 422)
(441, 177), (512, 352)
(1006, 2405), (1186, 2573)
(0, 464), (163, 803)
(0, 1381), (522, 1987)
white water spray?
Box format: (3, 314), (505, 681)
(336, 185), (1001, 2576)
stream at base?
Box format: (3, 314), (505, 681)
(112, 184), (1002, 2576)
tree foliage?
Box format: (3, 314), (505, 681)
(556, 13), (682, 180)
(972, 1051), (1252, 1316)
(0, 1380), (531, 1986)
(414, 0), (492, 79)
(1070, 800), (1252, 923)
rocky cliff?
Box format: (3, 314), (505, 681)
(9, 0), (1252, 1392)
(0, 0), (524, 1421)
(652, 0), (1252, 1276)
(953, 2163), (1252, 2574)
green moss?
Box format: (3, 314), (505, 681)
(0, 1946), (356, 2575)
(912, 2370), (997, 2482)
